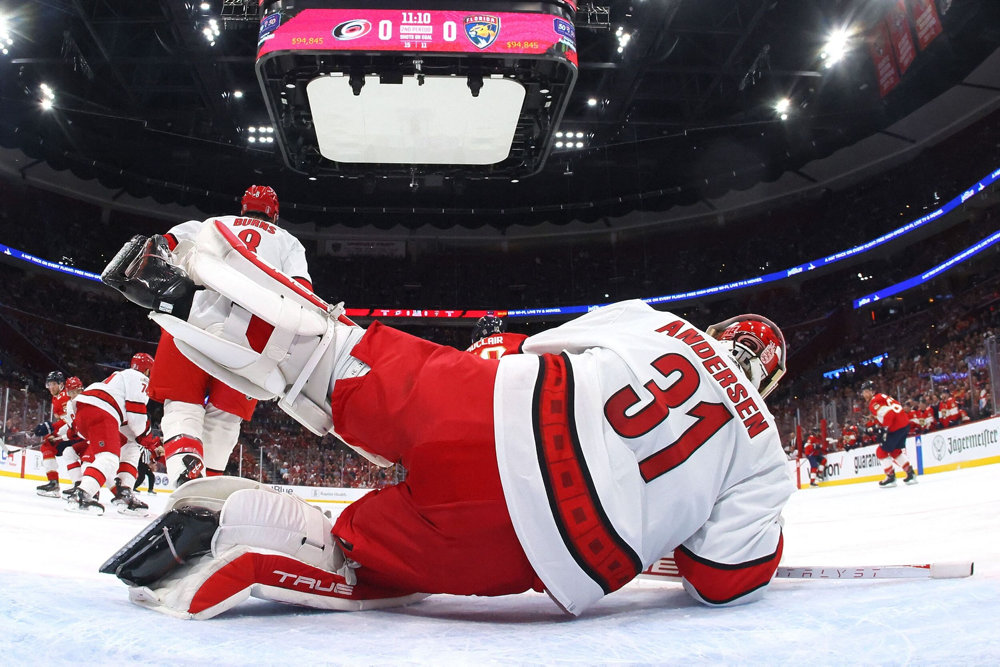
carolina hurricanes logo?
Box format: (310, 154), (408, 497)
(732, 331), (765, 355)
(332, 19), (372, 41)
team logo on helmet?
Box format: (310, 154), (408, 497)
(65, 377), (84, 391)
(465, 15), (501, 50)
(242, 185), (279, 222)
(333, 19), (371, 41)
(130, 352), (155, 375)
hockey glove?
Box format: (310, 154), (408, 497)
(33, 421), (54, 437)
(102, 234), (200, 320)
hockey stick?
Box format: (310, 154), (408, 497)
(638, 557), (974, 581)
(0, 432), (36, 454)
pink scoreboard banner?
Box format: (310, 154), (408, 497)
(257, 8), (578, 65)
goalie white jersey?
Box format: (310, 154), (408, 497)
(494, 300), (794, 614)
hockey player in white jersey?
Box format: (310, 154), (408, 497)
(99, 222), (793, 619)
(143, 185), (313, 488)
(67, 353), (157, 516)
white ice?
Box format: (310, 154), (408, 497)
(2, 464), (999, 665)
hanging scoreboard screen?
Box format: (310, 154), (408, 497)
(257, 8), (577, 65)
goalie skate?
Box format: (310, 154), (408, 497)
(100, 506), (220, 587)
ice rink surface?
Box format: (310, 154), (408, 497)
(2, 463), (999, 666)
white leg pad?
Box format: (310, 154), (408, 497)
(163, 475), (272, 513)
(213, 489), (340, 572)
(128, 545), (428, 619)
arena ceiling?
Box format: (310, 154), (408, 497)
(0, 0), (998, 231)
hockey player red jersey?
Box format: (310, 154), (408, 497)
(867, 393), (909, 432)
(465, 332), (528, 360)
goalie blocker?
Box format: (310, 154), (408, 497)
(100, 477), (426, 619)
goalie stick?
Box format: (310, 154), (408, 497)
(638, 557), (974, 581)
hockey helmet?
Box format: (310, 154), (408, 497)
(859, 380), (875, 393)
(65, 376), (84, 392)
(241, 185), (279, 222)
(472, 314), (505, 344)
(131, 352), (155, 375)
(46, 370), (65, 385)
(707, 314), (786, 398)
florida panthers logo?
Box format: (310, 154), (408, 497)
(465, 15), (500, 50)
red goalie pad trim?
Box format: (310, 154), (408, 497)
(673, 533), (783, 605)
(213, 220), (329, 312)
(188, 552), (413, 615)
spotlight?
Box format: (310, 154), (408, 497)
(233, 90), (244, 99)
(587, 98), (598, 107)
(820, 27), (853, 68)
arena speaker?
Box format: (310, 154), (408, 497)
(255, 0), (578, 181)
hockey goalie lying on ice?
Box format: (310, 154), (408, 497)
(98, 222), (794, 619)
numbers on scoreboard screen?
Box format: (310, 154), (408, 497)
(400, 12), (431, 25)
(379, 17), (459, 42)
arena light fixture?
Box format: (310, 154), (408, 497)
(820, 26), (853, 68)
(39, 83), (55, 110)
(774, 97), (791, 121)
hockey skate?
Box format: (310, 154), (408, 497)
(65, 486), (105, 515)
(903, 468), (918, 485)
(36, 479), (61, 498)
(112, 484), (150, 517)
(100, 506), (219, 587)
(61, 481), (80, 496)
(878, 472), (897, 488)
(174, 454), (206, 488)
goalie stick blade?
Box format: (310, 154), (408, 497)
(99, 506), (220, 587)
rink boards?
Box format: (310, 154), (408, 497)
(5, 416), (1000, 495)
(793, 415), (1000, 488)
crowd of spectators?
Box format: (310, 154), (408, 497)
(2, 109), (999, 487)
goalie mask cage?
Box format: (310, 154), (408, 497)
(255, 0), (579, 180)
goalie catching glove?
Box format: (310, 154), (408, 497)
(102, 234), (200, 321)
(100, 477), (426, 619)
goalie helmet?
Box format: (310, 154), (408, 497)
(65, 376), (84, 392)
(472, 314), (505, 344)
(241, 185), (279, 222)
(707, 314), (786, 398)
(131, 352), (155, 376)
